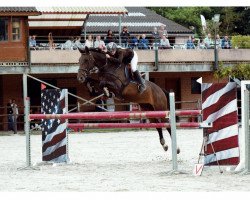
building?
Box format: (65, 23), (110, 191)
(1, 7), (250, 131)
(85, 7), (193, 45)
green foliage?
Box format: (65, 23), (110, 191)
(231, 35), (250, 49)
(214, 63), (250, 80)
(148, 7), (249, 37)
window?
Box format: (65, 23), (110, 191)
(0, 18), (8, 41)
(12, 18), (21, 41)
(191, 77), (201, 94)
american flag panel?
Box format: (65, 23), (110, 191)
(41, 89), (68, 163)
(202, 83), (240, 165)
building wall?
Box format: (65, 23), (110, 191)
(150, 72), (227, 109)
(0, 17), (29, 62)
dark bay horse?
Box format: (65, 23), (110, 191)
(77, 47), (180, 153)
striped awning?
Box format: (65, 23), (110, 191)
(36, 7), (128, 14)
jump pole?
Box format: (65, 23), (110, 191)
(67, 122), (202, 130)
(18, 73), (38, 170)
(169, 92), (178, 173)
(29, 110), (201, 120)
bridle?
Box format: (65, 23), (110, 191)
(78, 52), (97, 78)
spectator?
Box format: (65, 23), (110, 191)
(198, 39), (207, 49)
(29, 35), (37, 50)
(74, 36), (84, 49)
(84, 35), (94, 48)
(159, 34), (171, 49)
(7, 99), (14, 132)
(130, 35), (139, 49)
(105, 30), (117, 45)
(48, 32), (56, 50)
(215, 34), (221, 49)
(11, 99), (18, 134)
(120, 26), (130, 48)
(138, 34), (149, 49)
(152, 27), (160, 48)
(186, 36), (195, 49)
(94, 35), (105, 50)
(204, 33), (213, 49)
(158, 24), (168, 39)
(63, 36), (74, 50)
(221, 35), (232, 49)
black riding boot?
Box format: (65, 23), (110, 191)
(133, 70), (146, 94)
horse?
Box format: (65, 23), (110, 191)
(77, 46), (180, 154)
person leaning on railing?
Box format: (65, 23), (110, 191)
(104, 29), (117, 45)
(74, 36), (84, 49)
(29, 35), (37, 50)
(130, 35), (139, 49)
(48, 32), (56, 50)
(221, 35), (232, 49)
(138, 34), (149, 49)
(159, 34), (171, 49)
(151, 27), (160, 48)
(94, 35), (106, 50)
(63, 36), (75, 50)
(84, 35), (94, 48)
(186, 36), (195, 49)
(120, 26), (130, 48)
(204, 33), (213, 49)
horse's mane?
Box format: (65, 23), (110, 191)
(88, 48), (106, 54)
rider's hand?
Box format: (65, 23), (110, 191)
(106, 54), (110, 58)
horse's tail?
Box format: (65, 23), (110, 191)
(161, 88), (170, 110)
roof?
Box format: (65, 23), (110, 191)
(29, 14), (87, 28)
(0, 7), (41, 16)
(85, 7), (193, 35)
(36, 7), (128, 14)
(28, 7), (128, 29)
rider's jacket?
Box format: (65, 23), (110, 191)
(107, 48), (134, 65)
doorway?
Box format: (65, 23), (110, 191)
(165, 78), (181, 109)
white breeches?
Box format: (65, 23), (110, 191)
(130, 51), (138, 72)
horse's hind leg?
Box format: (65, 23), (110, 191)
(157, 128), (168, 151)
(166, 127), (180, 154)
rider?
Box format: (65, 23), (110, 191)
(105, 42), (146, 94)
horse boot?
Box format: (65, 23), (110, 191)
(133, 70), (146, 94)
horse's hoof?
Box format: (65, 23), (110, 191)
(177, 148), (180, 154)
(163, 145), (168, 151)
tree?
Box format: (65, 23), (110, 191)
(214, 63), (250, 80)
(149, 7), (249, 36)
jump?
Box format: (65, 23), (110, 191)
(77, 46), (180, 153)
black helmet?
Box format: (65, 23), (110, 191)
(106, 42), (117, 53)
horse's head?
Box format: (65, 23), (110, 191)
(77, 46), (96, 83)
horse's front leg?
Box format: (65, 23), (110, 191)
(166, 127), (180, 154)
(157, 128), (169, 151)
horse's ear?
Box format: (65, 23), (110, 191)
(85, 46), (90, 54)
(78, 47), (85, 54)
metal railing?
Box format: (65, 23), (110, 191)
(29, 35), (248, 51)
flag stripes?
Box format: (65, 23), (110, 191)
(204, 147), (240, 165)
(202, 83), (230, 103)
(202, 89), (236, 120)
(202, 83), (240, 165)
(41, 89), (68, 163)
(207, 124), (238, 144)
(206, 111), (238, 134)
